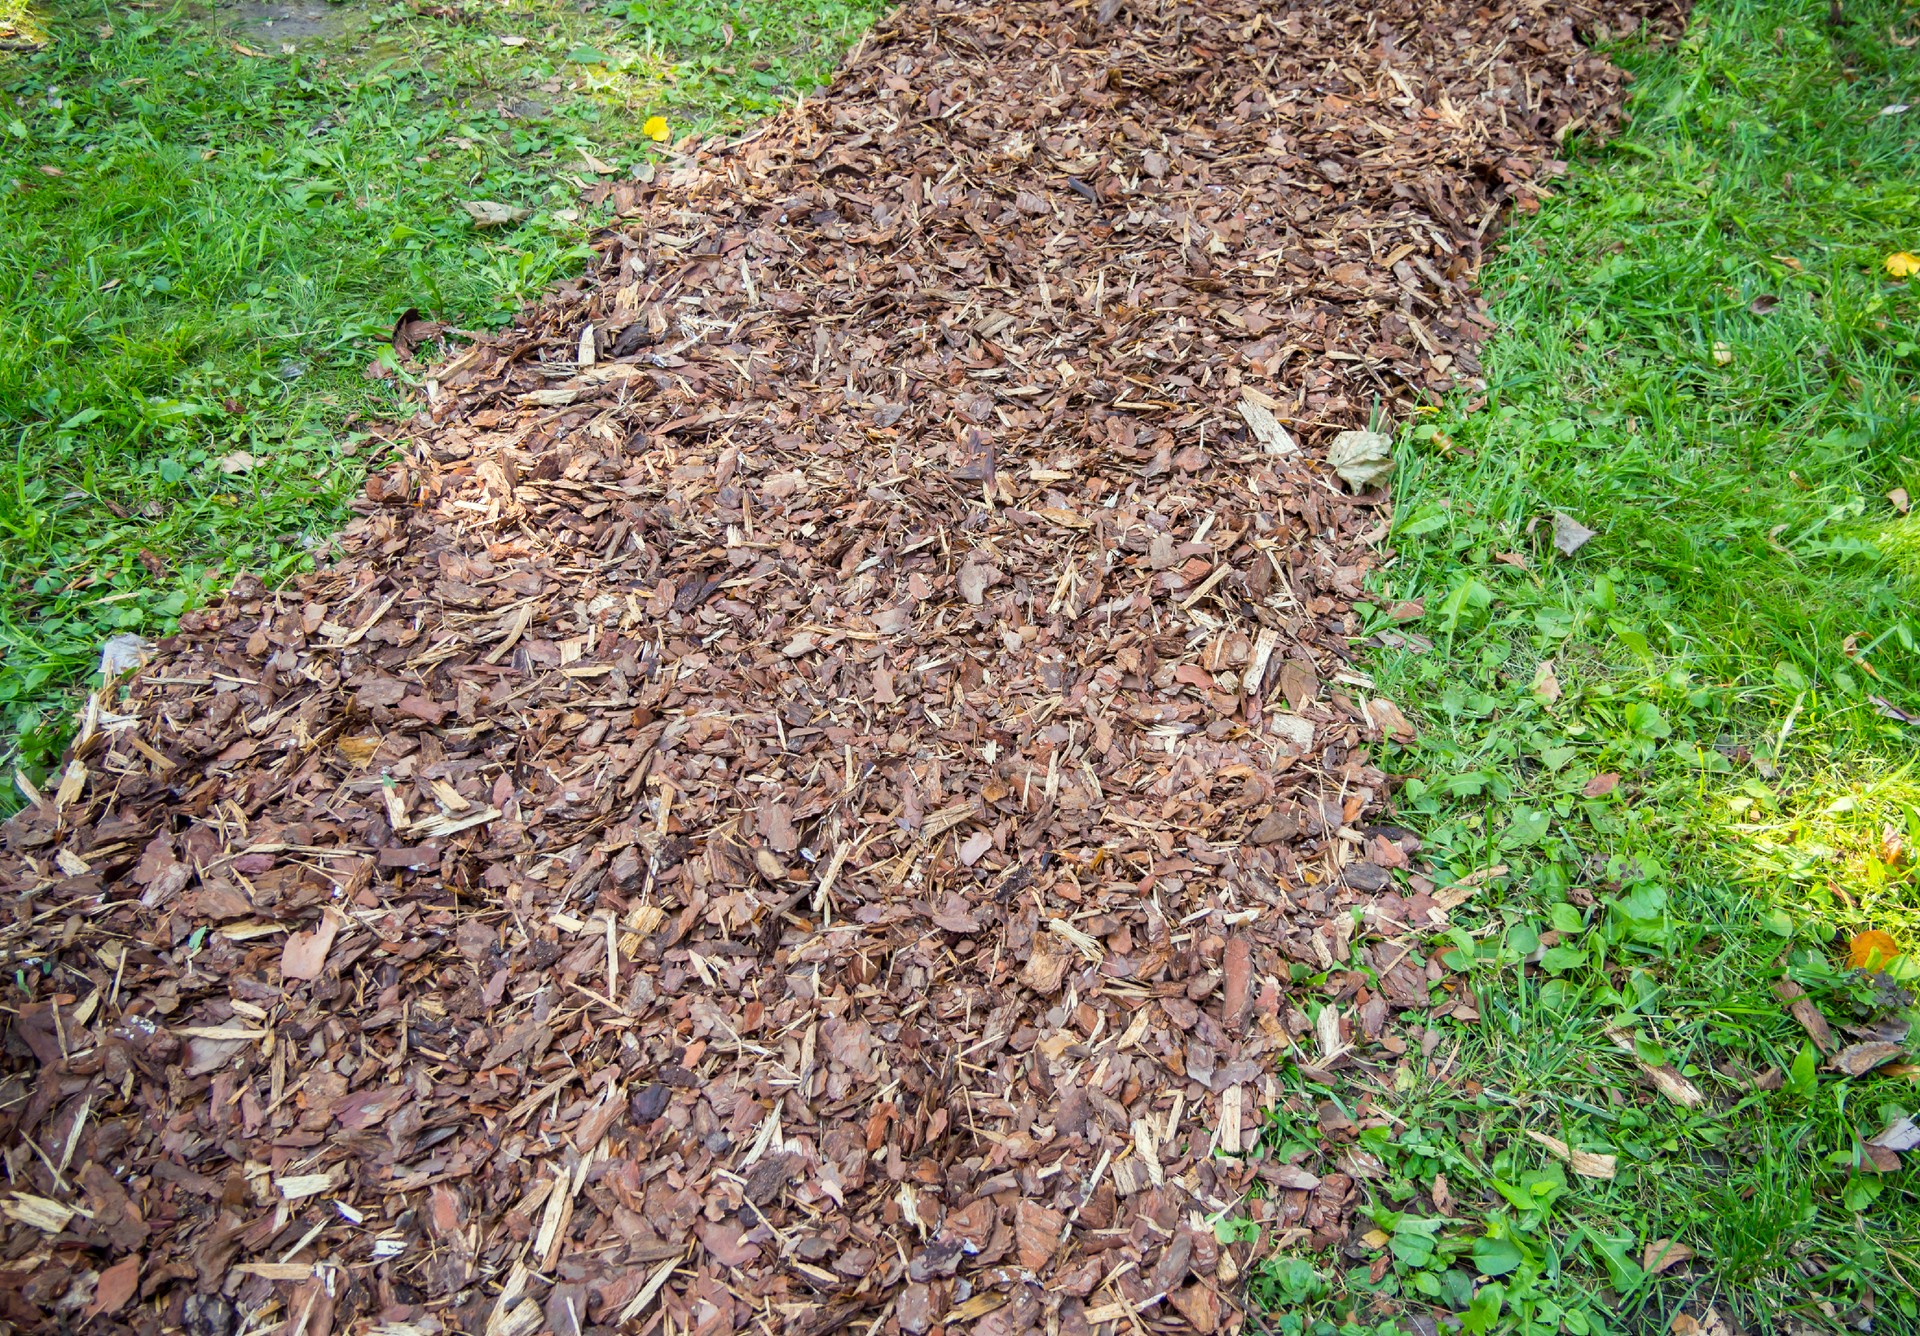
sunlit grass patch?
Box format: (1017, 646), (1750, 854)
(1720, 758), (1920, 958)
(0, 0), (44, 47)
(1879, 510), (1920, 583)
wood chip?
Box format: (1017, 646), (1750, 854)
(1525, 1129), (1617, 1180)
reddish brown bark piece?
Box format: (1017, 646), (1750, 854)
(0, 0), (1677, 1330)
(279, 908), (340, 980)
(1223, 936), (1254, 1032)
(81, 1256), (140, 1320)
(1172, 1283), (1223, 1334)
(1015, 1200), (1068, 1271)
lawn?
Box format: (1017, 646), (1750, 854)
(1263, 0), (1920, 1330)
(0, 0), (881, 778)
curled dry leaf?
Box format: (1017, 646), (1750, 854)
(99, 632), (154, 678)
(1861, 1141), (1902, 1174)
(1552, 511), (1596, 557)
(1265, 1164), (1322, 1192)
(1326, 430), (1395, 492)
(1873, 695), (1920, 727)
(1642, 1238), (1694, 1275)
(1581, 772), (1620, 798)
(1832, 1041), (1907, 1078)
(1364, 697), (1417, 743)
(1604, 1024), (1705, 1107)
(1668, 1307), (1734, 1336)
(1431, 863), (1508, 914)
(1773, 978), (1836, 1055)
(1532, 658), (1562, 703)
(462, 199), (529, 227)
(1868, 1115), (1920, 1152)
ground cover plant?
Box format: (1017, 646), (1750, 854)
(1253, 0), (1920, 1330)
(0, 0), (881, 777)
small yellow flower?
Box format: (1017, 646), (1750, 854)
(643, 115), (671, 143)
(1886, 252), (1920, 278)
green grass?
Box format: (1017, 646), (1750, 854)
(8, 0), (1920, 1326)
(0, 0), (880, 777)
(1245, 0), (1920, 1331)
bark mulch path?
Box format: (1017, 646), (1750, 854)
(0, 0), (1673, 1332)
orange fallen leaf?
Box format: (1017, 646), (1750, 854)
(1847, 929), (1901, 973)
(1582, 772), (1620, 798)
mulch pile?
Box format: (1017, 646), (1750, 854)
(0, 0), (1675, 1332)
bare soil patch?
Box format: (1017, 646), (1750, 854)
(220, 0), (355, 47)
